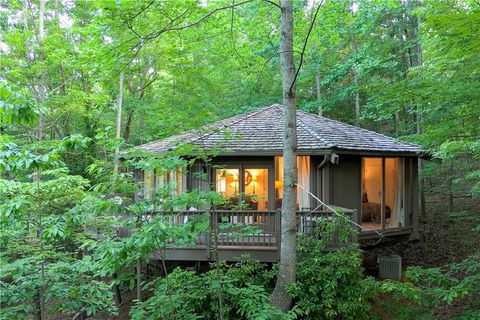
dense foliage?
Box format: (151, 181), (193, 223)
(288, 219), (376, 319)
(130, 260), (284, 320)
(380, 254), (480, 319)
(130, 217), (373, 320)
(1, 0), (479, 319)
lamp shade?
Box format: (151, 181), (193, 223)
(275, 180), (282, 189)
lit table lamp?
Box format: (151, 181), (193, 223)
(232, 174), (239, 193)
(275, 180), (282, 198)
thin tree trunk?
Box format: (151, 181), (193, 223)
(112, 272), (123, 306)
(212, 209), (225, 320)
(316, 68), (322, 116)
(415, 13), (426, 219)
(38, 0), (46, 140)
(139, 113), (145, 144)
(123, 109), (135, 143)
(448, 163), (454, 212)
(23, 0), (29, 33)
(272, 0), (297, 312)
(350, 24), (360, 127)
(353, 68), (360, 127)
(34, 170), (44, 320)
(395, 112), (401, 137)
(34, 290), (42, 320)
(113, 71), (124, 177)
(136, 259), (142, 302)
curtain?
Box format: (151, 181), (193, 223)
(176, 168), (185, 196)
(396, 159), (405, 226)
(275, 156), (311, 210)
(144, 170), (154, 200)
(297, 156), (310, 210)
(390, 158), (404, 227)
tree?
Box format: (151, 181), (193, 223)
(271, 0), (297, 311)
(113, 71), (124, 177)
(37, 0), (46, 141)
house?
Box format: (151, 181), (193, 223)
(133, 104), (422, 262)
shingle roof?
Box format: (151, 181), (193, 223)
(134, 104), (421, 155)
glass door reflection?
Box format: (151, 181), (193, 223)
(244, 168), (269, 211)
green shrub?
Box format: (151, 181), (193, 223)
(379, 254), (480, 319)
(287, 217), (377, 319)
(131, 218), (377, 320)
(130, 259), (291, 320)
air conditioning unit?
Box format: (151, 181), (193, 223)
(378, 255), (402, 279)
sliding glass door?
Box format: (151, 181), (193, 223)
(243, 167), (269, 210)
(361, 157), (405, 230)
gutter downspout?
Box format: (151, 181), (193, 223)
(316, 153), (340, 209)
(317, 154), (331, 209)
(317, 154), (330, 171)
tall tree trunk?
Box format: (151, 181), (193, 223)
(395, 112), (401, 137)
(350, 23), (360, 127)
(123, 109), (135, 143)
(316, 68), (322, 116)
(112, 272), (123, 306)
(415, 13), (426, 219)
(123, 69), (148, 143)
(136, 259), (142, 302)
(272, 0), (297, 311)
(23, 0), (29, 33)
(448, 163), (454, 212)
(113, 71), (124, 177)
(353, 68), (360, 127)
(38, 0), (46, 140)
(33, 170), (44, 320)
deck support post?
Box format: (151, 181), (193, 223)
(207, 211), (214, 260)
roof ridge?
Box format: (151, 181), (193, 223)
(189, 104), (279, 144)
(296, 109), (420, 147)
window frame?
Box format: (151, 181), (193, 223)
(213, 163), (274, 210)
(361, 157), (407, 231)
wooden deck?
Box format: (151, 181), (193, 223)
(146, 208), (358, 262)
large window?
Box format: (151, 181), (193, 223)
(215, 168), (240, 198)
(215, 167), (269, 210)
(361, 157), (404, 230)
(142, 168), (186, 209)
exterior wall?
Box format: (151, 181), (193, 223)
(186, 154), (419, 239)
(315, 154), (419, 237)
(309, 156), (325, 209)
(332, 155), (362, 215)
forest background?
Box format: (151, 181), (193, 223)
(1, 0), (479, 319)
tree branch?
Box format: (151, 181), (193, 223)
(262, 0), (282, 10)
(126, 0), (254, 58)
(288, 1), (324, 95)
(230, 0), (245, 62)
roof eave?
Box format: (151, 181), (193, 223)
(333, 148), (422, 157)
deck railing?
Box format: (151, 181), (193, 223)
(146, 207), (358, 249)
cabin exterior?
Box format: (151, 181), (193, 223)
(133, 104), (422, 262)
